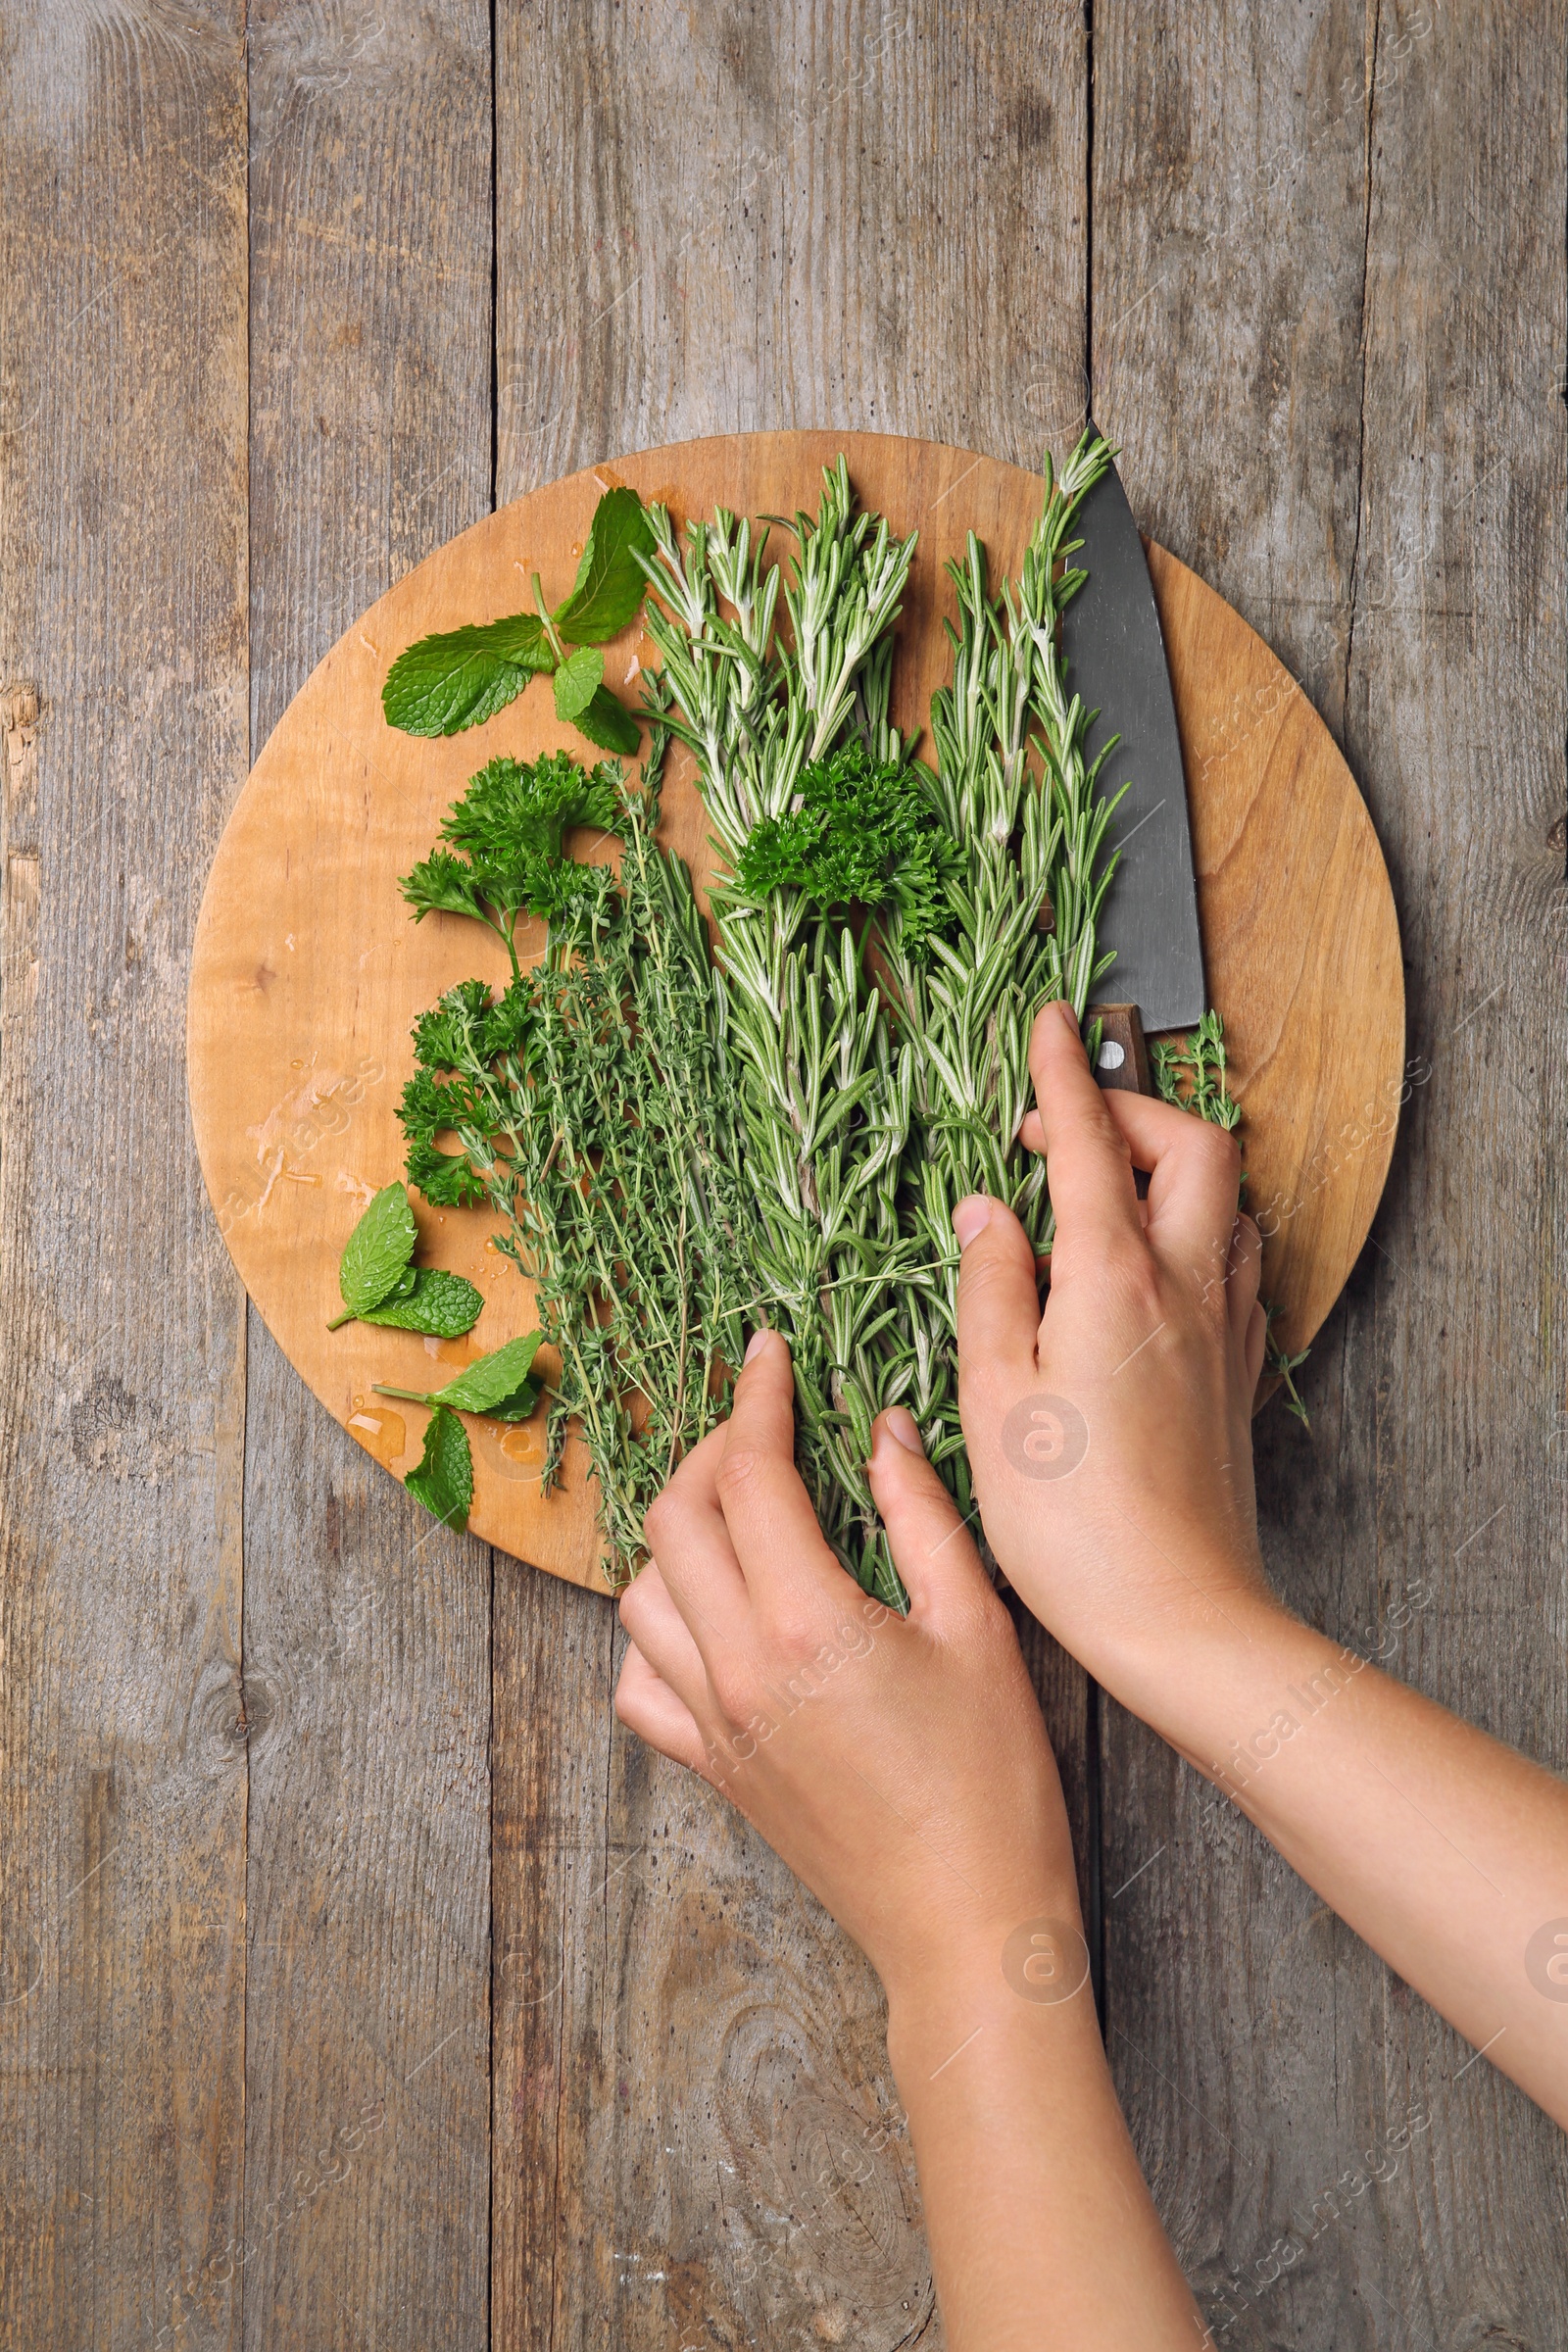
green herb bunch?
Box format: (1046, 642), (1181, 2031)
(639, 465), (930, 1603)
(381, 450), (1283, 1589)
(878, 433), (1127, 1503)
(395, 724), (762, 1575)
(640, 442), (1131, 1572)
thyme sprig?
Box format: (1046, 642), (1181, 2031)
(1151, 1009), (1242, 1133)
(397, 724), (761, 1578)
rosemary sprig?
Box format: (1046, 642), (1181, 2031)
(876, 433), (1127, 1506)
(640, 464), (924, 1603)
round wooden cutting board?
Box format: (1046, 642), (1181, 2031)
(187, 432), (1404, 1597)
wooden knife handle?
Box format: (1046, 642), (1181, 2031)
(1087, 1004), (1154, 1200)
(1087, 1004), (1154, 1096)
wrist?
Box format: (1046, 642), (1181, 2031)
(882, 1898), (1096, 2090)
(1106, 1582), (1359, 1772)
(996, 1517), (1289, 1733)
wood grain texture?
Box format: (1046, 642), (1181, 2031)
(491, 6), (1089, 2341)
(0, 11), (251, 2348)
(496, 2), (1090, 495)
(10, 6), (1564, 2347)
(240, 8), (495, 2349)
(1094, 4), (1568, 2344)
(187, 437), (1399, 1592)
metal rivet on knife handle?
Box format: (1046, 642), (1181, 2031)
(1087, 1004), (1153, 1097)
(1088, 1002), (1154, 1201)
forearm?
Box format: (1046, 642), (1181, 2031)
(1118, 1591), (1568, 2125)
(886, 1936), (1200, 2351)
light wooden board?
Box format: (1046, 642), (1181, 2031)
(187, 431), (1404, 1596)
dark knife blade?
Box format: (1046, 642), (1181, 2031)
(1059, 426), (1206, 1036)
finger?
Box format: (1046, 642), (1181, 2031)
(1019, 1109), (1152, 1241)
(1226, 1213), (1263, 1348)
(612, 1642), (711, 1776)
(866, 1407), (993, 1624)
(1245, 1299), (1267, 1396)
(642, 1424), (750, 1646)
(953, 1192), (1042, 1381)
(618, 1557), (710, 1716)
(1097, 1089), (1244, 1270)
(1025, 997), (1145, 1267)
(713, 1330), (849, 1604)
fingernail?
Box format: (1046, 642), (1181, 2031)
(744, 1328), (771, 1365)
(953, 1194), (995, 1249)
(882, 1406), (924, 1455)
(1054, 997), (1082, 1038)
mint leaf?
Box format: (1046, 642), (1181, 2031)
(336, 1183), (417, 1319)
(360, 1268), (484, 1337)
(554, 488), (655, 644)
(553, 645), (605, 724)
(572, 684), (642, 756)
(371, 1331), (543, 1423)
(429, 1333), (543, 1419)
(382, 612), (551, 737)
(404, 1405), (473, 1531)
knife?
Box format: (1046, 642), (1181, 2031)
(1058, 424), (1206, 1099)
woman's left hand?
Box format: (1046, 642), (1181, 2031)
(614, 1328), (1080, 2014)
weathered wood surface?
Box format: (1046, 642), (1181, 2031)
(0, 10), (251, 2349)
(4, 4), (1565, 2349)
(240, 10), (495, 2351)
(1095, 3), (1568, 2346)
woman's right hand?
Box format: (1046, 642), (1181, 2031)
(952, 993), (1283, 1721)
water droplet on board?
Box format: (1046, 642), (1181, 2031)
(347, 1404), (407, 1466)
(422, 1334), (479, 1364)
(471, 1415), (544, 1482)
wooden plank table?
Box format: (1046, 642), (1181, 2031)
(2, 6), (1563, 2347)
